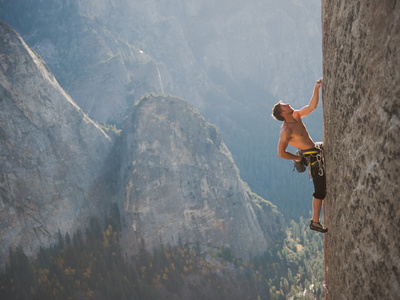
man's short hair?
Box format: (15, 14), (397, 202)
(272, 101), (284, 121)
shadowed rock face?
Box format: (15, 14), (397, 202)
(322, 1), (400, 299)
(116, 95), (284, 259)
(0, 22), (113, 261)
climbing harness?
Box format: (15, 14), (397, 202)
(295, 144), (325, 179)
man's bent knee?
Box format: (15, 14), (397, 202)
(313, 191), (326, 200)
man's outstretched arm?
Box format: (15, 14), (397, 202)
(298, 78), (323, 118)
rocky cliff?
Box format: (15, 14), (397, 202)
(0, 0), (323, 219)
(115, 95), (284, 259)
(322, 1), (399, 299)
(0, 22), (284, 265)
(0, 22), (113, 261)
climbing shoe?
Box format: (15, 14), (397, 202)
(310, 220), (328, 233)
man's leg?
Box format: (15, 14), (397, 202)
(309, 148), (327, 232)
(310, 197), (327, 233)
(311, 162), (326, 225)
(312, 197), (323, 223)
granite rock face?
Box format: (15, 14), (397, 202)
(0, 22), (113, 261)
(116, 95), (284, 259)
(322, 1), (400, 299)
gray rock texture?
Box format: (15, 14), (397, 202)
(0, 22), (284, 265)
(116, 95), (284, 259)
(0, 22), (113, 261)
(322, 1), (400, 299)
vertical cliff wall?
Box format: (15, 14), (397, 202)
(0, 22), (113, 262)
(322, 1), (399, 299)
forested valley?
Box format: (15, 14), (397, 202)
(0, 204), (324, 300)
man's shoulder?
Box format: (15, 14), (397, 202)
(293, 111), (302, 119)
(280, 123), (292, 136)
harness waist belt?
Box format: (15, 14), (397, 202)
(299, 148), (321, 156)
(301, 150), (319, 156)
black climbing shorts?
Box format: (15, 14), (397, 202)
(300, 143), (327, 200)
(311, 163), (326, 200)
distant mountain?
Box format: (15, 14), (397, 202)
(0, 0), (323, 219)
(0, 22), (284, 264)
(0, 22), (113, 261)
(115, 95), (284, 259)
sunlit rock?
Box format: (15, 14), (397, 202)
(322, 1), (400, 299)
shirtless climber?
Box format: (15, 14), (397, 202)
(272, 78), (327, 233)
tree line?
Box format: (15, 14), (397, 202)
(0, 204), (324, 299)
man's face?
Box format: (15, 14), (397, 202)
(280, 103), (294, 116)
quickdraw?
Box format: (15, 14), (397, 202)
(315, 143), (325, 177)
(316, 153), (324, 176)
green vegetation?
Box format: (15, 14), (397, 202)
(255, 217), (325, 299)
(0, 205), (324, 300)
